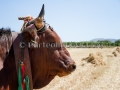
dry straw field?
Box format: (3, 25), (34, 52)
(36, 47), (120, 90)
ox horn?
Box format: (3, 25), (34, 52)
(38, 4), (45, 19)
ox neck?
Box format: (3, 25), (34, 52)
(28, 39), (55, 88)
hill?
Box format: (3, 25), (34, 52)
(91, 38), (117, 42)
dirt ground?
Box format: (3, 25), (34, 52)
(36, 48), (120, 90)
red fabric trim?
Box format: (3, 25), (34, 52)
(21, 62), (25, 90)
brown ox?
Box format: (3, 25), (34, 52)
(0, 4), (76, 90)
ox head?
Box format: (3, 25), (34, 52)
(22, 4), (76, 88)
(43, 29), (76, 77)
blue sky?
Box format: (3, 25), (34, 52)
(0, 0), (120, 41)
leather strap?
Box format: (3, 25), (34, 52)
(36, 23), (49, 33)
(12, 32), (33, 90)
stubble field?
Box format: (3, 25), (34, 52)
(37, 48), (120, 90)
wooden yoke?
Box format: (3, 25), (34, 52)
(18, 16), (35, 32)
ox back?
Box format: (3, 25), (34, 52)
(0, 29), (17, 90)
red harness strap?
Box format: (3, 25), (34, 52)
(21, 61), (25, 89)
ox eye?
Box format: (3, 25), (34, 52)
(50, 42), (55, 44)
(50, 42), (55, 43)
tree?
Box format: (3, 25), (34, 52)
(115, 39), (120, 46)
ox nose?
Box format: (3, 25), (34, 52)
(72, 64), (76, 70)
(69, 64), (76, 72)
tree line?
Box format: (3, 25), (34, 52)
(63, 39), (120, 48)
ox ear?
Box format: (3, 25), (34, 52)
(38, 4), (45, 19)
(22, 30), (39, 43)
